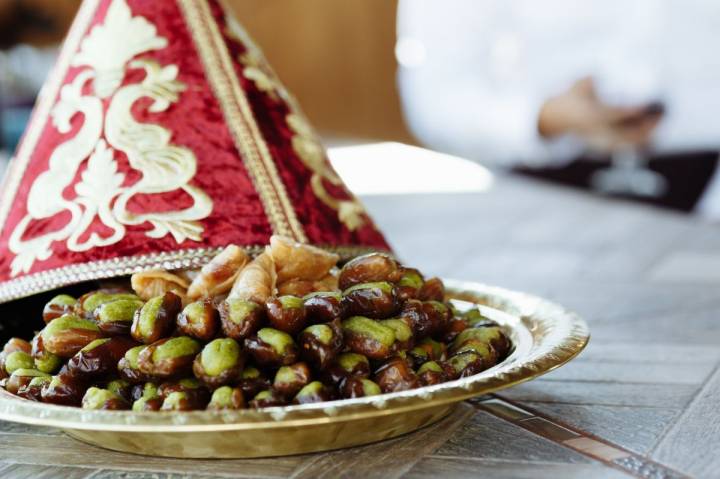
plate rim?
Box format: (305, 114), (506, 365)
(0, 279), (589, 432)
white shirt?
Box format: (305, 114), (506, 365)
(397, 0), (720, 168)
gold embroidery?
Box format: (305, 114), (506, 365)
(0, 0), (97, 237)
(287, 114), (367, 231)
(107, 59), (212, 243)
(178, 0), (307, 243)
(227, 13), (368, 232)
(8, 0), (212, 276)
(72, 0), (167, 98)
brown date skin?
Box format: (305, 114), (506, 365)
(273, 362), (312, 398)
(396, 267), (425, 302)
(96, 321), (129, 337)
(76, 289), (128, 318)
(298, 320), (343, 370)
(218, 300), (264, 340)
(3, 338), (32, 356)
(418, 277), (445, 302)
(342, 284), (400, 320)
(422, 302), (451, 339)
(343, 328), (394, 361)
(135, 397), (163, 411)
(5, 375), (36, 395)
(44, 328), (104, 358)
(418, 369), (448, 386)
(304, 294), (344, 324)
(441, 353), (486, 380)
(441, 317), (469, 344)
(339, 377), (373, 399)
(177, 300), (219, 341)
(407, 340), (447, 368)
(137, 338), (196, 379)
(106, 381), (133, 403)
(338, 253), (400, 291)
(399, 300), (432, 340)
(161, 393), (200, 411)
(17, 382), (45, 401)
(30, 334), (48, 362)
(208, 387), (246, 410)
(66, 337), (138, 379)
(157, 381), (210, 408)
(322, 356), (371, 387)
(0, 338), (33, 379)
(266, 297), (307, 335)
(294, 383), (335, 404)
(486, 329), (511, 360)
(249, 390), (288, 409)
(40, 375), (88, 406)
(192, 352), (244, 389)
(238, 373), (271, 400)
(244, 335), (299, 368)
(98, 396), (130, 410)
(43, 302), (73, 324)
(130, 382), (158, 402)
(118, 357), (149, 384)
(131, 292), (182, 344)
(374, 357), (420, 393)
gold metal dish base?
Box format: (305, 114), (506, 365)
(66, 403), (455, 458)
(0, 280), (590, 458)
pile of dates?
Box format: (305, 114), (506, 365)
(0, 236), (511, 411)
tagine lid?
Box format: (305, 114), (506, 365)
(0, 0), (390, 303)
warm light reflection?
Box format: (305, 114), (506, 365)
(327, 142), (494, 195)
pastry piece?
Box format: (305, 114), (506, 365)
(268, 235), (339, 284)
(228, 251), (276, 304)
(131, 270), (189, 302)
(187, 245), (249, 301)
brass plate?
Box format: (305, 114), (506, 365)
(0, 280), (589, 458)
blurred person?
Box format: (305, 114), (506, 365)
(397, 0), (720, 218)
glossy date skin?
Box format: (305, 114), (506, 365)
(244, 328), (299, 368)
(341, 316), (397, 361)
(338, 253), (401, 291)
(273, 362), (312, 398)
(342, 282), (400, 320)
(41, 316), (103, 358)
(374, 356), (420, 393)
(294, 381), (335, 404)
(266, 296), (307, 335)
(131, 292), (182, 345)
(218, 299), (264, 340)
(42, 295), (77, 324)
(298, 320), (343, 370)
(322, 352), (371, 387)
(137, 337), (201, 379)
(237, 367), (271, 399)
(177, 300), (219, 341)
(192, 338), (244, 388)
(65, 337), (138, 379)
(40, 373), (88, 406)
(303, 292), (344, 323)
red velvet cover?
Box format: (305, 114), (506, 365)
(0, 0), (390, 302)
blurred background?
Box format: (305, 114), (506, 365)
(2, 0), (720, 220)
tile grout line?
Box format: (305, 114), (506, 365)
(476, 395), (690, 479)
(647, 360), (720, 456)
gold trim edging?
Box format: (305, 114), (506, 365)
(177, 0), (307, 243)
(0, 0), (99, 236)
(0, 244), (380, 304)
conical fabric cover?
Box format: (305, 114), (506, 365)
(0, 0), (390, 302)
